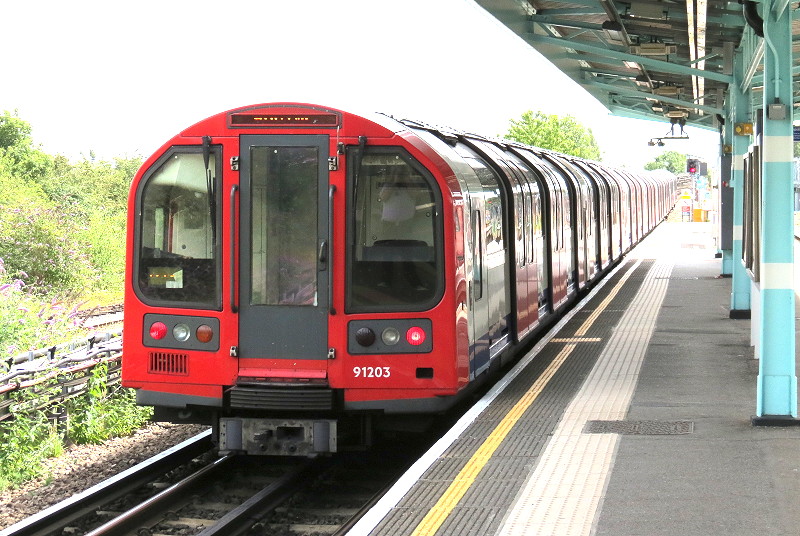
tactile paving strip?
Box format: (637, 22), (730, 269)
(368, 258), (659, 536)
(494, 259), (673, 536)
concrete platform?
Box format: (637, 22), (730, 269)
(349, 220), (800, 536)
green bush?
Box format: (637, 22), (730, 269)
(0, 112), (140, 299)
(0, 383), (64, 489)
(0, 262), (84, 358)
(0, 363), (153, 490)
(66, 363), (153, 444)
(0, 204), (96, 297)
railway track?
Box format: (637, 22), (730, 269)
(1, 431), (214, 536)
(77, 303), (123, 330)
(83, 438), (429, 536)
(84, 454), (324, 536)
(5, 430), (432, 536)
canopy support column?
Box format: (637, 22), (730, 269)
(754, 0), (797, 422)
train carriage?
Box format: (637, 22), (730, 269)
(123, 103), (676, 456)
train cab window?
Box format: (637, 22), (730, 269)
(136, 149), (221, 308)
(347, 150), (442, 312)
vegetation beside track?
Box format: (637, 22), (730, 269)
(0, 110), (148, 490)
(0, 360), (152, 490)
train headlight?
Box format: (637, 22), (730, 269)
(406, 326), (426, 346)
(196, 324), (214, 344)
(173, 323), (191, 342)
(381, 327), (401, 346)
(149, 321), (168, 340)
(355, 327), (376, 347)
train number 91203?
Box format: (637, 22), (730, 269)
(353, 366), (391, 378)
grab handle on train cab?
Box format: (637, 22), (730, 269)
(230, 184), (239, 313)
(328, 184), (336, 315)
(318, 240), (328, 268)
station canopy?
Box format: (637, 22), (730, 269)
(476, 0), (800, 135)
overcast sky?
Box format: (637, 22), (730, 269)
(0, 0), (718, 169)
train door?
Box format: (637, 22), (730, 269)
(238, 135), (330, 360)
(468, 198), (491, 379)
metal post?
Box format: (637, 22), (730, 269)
(754, 0), (797, 421)
(729, 50), (751, 317)
(719, 158), (733, 276)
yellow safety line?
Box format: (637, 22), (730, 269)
(574, 259), (642, 336)
(550, 337), (602, 343)
(410, 259), (642, 536)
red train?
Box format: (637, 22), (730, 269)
(122, 103), (676, 455)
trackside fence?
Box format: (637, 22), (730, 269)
(1, 331), (122, 422)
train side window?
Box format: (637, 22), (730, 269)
(135, 149), (221, 309)
(346, 150), (443, 312)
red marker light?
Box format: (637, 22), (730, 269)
(149, 321), (168, 340)
(196, 324), (214, 344)
(406, 326), (426, 346)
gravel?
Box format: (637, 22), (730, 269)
(0, 422), (208, 530)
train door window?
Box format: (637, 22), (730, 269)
(523, 183), (533, 264)
(508, 160), (533, 265)
(472, 211), (483, 301)
(508, 149), (548, 302)
(346, 150), (442, 312)
(537, 156), (568, 250)
(550, 178), (559, 249)
(250, 146), (319, 306)
(135, 148), (221, 308)
(530, 182), (544, 280)
(453, 145), (505, 254)
(507, 170), (525, 267)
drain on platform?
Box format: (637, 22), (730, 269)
(584, 420), (694, 435)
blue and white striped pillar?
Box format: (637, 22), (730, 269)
(729, 50), (751, 316)
(756, 0), (797, 420)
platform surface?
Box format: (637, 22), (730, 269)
(350, 220), (800, 536)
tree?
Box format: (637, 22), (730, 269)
(0, 110), (54, 184)
(505, 111), (601, 160)
(644, 150), (687, 175)
(0, 110), (32, 150)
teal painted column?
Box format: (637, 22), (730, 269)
(755, 0), (797, 420)
(729, 51), (751, 316)
(721, 238), (733, 276)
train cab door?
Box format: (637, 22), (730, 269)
(237, 135), (330, 362)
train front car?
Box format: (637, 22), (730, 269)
(122, 104), (467, 456)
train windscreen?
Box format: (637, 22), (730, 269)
(347, 151), (442, 312)
(135, 149), (221, 308)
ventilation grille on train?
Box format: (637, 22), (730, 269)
(148, 352), (189, 375)
(228, 386), (333, 411)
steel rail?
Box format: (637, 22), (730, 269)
(85, 456), (322, 536)
(195, 459), (325, 536)
(0, 430), (213, 536)
(84, 452), (238, 536)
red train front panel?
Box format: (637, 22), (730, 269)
(122, 104), (468, 455)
